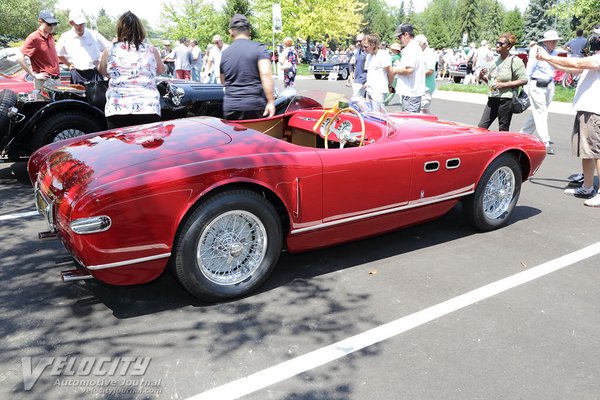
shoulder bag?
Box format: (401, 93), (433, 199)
(510, 56), (530, 114)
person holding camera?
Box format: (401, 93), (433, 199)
(520, 30), (562, 155)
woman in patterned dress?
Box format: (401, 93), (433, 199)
(279, 37), (298, 89)
(98, 11), (165, 129)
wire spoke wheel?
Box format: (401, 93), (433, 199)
(482, 166), (515, 220)
(197, 210), (267, 285)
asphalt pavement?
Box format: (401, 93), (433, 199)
(1, 78), (599, 400)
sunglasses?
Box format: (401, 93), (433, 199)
(496, 41), (508, 47)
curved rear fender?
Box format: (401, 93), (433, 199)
(173, 180), (291, 251)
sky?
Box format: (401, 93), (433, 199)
(56, 0), (529, 28)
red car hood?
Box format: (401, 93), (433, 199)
(30, 117), (232, 197)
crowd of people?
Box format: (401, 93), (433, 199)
(15, 8), (600, 207)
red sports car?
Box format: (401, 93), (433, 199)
(28, 92), (547, 302)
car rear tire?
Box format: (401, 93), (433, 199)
(339, 68), (349, 81)
(463, 154), (522, 231)
(31, 111), (104, 151)
(173, 189), (283, 302)
(314, 74), (322, 80)
(0, 89), (18, 136)
(453, 76), (462, 84)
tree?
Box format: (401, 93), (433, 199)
(522, 0), (555, 44)
(362, 0), (396, 43)
(159, 0), (221, 47)
(252, 0), (364, 45)
(502, 7), (525, 45)
(420, 0), (457, 49)
(457, 0), (478, 46)
(221, 0), (253, 37)
(476, 0), (505, 45)
(0, 0), (57, 40)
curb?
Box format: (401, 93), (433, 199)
(432, 90), (575, 116)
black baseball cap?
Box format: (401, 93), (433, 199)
(229, 14), (250, 29)
(395, 23), (414, 38)
(39, 10), (58, 24)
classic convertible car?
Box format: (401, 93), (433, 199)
(28, 92), (546, 302)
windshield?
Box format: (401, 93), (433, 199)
(0, 55), (22, 76)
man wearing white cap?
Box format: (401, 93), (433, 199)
(57, 9), (111, 84)
(415, 34), (437, 113)
(520, 30), (562, 155)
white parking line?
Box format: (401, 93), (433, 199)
(188, 242), (600, 400)
(0, 210), (39, 221)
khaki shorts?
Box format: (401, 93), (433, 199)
(572, 111), (600, 158)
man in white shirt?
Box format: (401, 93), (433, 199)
(204, 35), (229, 84)
(537, 26), (600, 206)
(56, 9), (111, 84)
(473, 40), (493, 84)
(391, 23), (425, 113)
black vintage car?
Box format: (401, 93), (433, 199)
(0, 81), (299, 160)
(309, 54), (350, 80)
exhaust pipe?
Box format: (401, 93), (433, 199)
(38, 231), (57, 240)
(61, 269), (93, 282)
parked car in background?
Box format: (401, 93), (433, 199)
(309, 54), (350, 80)
(0, 48), (69, 93)
(448, 61), (467, 83)
(28, 92), (546, 302)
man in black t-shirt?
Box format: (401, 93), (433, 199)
(220, 14), (275, 120)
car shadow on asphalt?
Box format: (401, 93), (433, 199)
(69, 203), (541, 319)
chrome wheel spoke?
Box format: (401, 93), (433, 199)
(482, 167), (515, 219)
(197, 210), (267, 285)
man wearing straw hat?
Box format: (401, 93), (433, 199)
(520, 30), (562, 155)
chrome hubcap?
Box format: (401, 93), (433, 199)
(197, 210), (267, 285)
(483, 166), (515, 219)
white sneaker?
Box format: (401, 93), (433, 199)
(584, 194), (600, 207)
(564, 186), (595, 199)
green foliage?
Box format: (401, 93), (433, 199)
(457, 0), (478, 44)
(0, 0), (57, 39)
(503, 8), (525, 44)
(523, 0), (555, 44)
(476, 0), (504, 45)
(159, 0), (222, 47)
(362, 0), (396, 43)
(420, 0), (458, 49)
(252, 0), (363, 45)
(221, 0), (253, 37)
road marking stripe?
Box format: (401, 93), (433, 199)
(188, 242), (600, 400)
(0, 211), (39, 221)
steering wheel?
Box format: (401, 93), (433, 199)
(323, 107), (366, 149)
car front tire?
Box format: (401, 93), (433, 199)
(463, 154), (522, 231)
(314, 74), (322, 80)
(32, 111), (105, 150)
(339, 68), (349, 80)
(173, 190), (283, 302)
(0, 89), (17, 136)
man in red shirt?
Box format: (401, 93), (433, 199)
(16, 10), (61, 96)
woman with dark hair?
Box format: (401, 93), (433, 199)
(477, 32), (528, 131)
(98, 11), (165, 129)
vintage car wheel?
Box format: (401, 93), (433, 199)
(32, 112), (104, 150)
(314, 74), (323, 80)
(339, 68), (349, 81)
(463, 154), (522, 231)
(0, 89), (18, 135)
(173, 190), (283, 301)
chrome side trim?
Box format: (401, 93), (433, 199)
(290, 190), (473, 235)
(86, 253), (172, 271)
